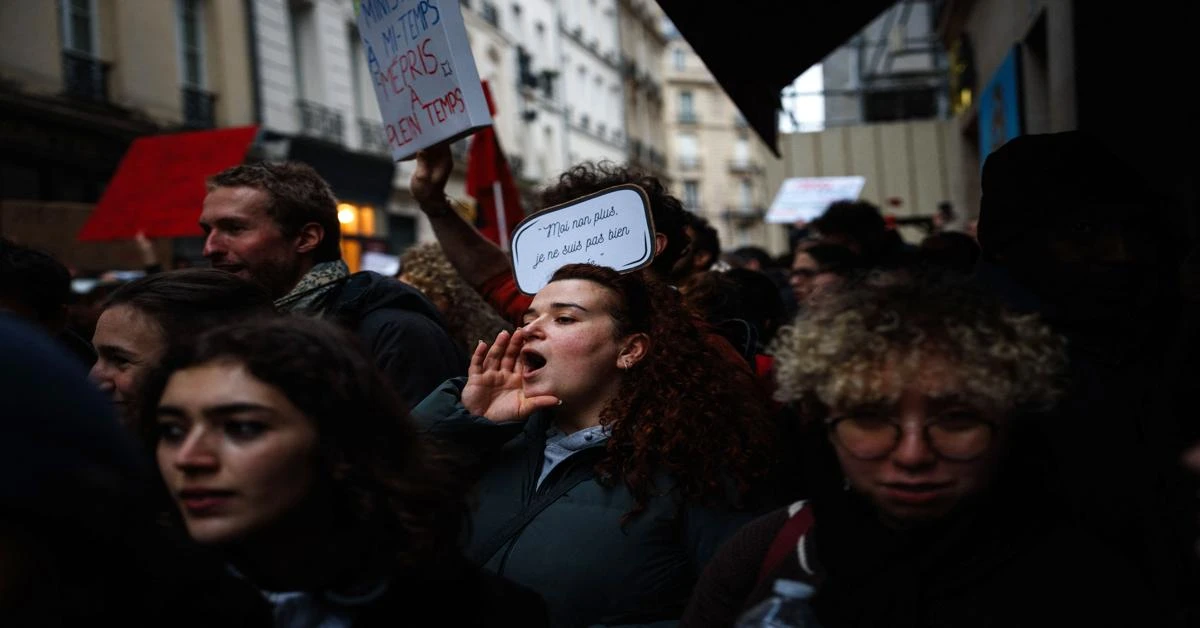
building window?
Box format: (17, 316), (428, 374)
(481, 2), (500, 28)
(740, 179), (753, 209)
(337, 203), (380, 274)
(734, 137), (749, 165)
(60, 0), (109, 102)
(290, 1), (321, 101)
(177, 0), (206, 87)
(677, 133), (697, 169)
(60, 0), (98, 55)
(682, 180), (700, 210)
(678, 90), (695, 123)
(863, 88), (938, 123)
(673, 47), (685, 71)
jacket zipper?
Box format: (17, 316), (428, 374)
(494, 449), (598, 575)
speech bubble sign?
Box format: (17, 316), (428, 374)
(356, 0), (492, 161)
(510, 185), (656, 295)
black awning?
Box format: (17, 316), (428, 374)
(655, 0), (894, 156)
(287, 136), (396, 211)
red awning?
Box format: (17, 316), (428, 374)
(78, 126), (259, 241)
(655, 1), (893, 156)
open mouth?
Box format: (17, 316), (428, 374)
(521, 349), (547, 374)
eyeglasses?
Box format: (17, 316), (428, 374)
(826, 414), (997, 462)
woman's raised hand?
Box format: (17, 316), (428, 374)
(461, 329), (560, 423)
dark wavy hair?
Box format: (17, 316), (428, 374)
(138, 316), (467, 571)
(539, 163), (690, 277)
(104, 269), (275, 341)
(548, 264), (774, 520)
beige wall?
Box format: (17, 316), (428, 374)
(766, 120), (964, 243)
(0, 2), (64, 94)
(663, 37), (774, 251)
(0, 0), (255, 129)
(108, 0), (181, 121)
(208, 0), (255, 127)
(619, 0), (668, 178)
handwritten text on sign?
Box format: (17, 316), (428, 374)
(510, 185), (656, 294)
(358, 0), (490, 160)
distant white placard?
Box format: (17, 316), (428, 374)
(356, 0), (492, 160)
(765, 176), (867, 223)
(510, 185), (656, 295)
(361, 251), (401, 276)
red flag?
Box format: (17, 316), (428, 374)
(465, 81), (524, 249)
(78, 126), (258, 241)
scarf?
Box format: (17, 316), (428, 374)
(274, 260), (351, 314)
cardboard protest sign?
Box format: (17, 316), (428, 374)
(765, 176), (866, 224)
(510, 185), (655, 295)
(78, 126), (259, 241)
(356, 0), (492, 161)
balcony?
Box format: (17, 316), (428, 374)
(677, 111), (697, 124)
(182, 86), (216, 128)
(649, 148), (667, 170)
(358, 118), (389, 156)
(481, 1), (499, 27)
(630, 139), (644, 161)
(677, 157), (702, 171)
(297, 100), (344, 145)
(62, 50), (110, 103)
(727, 158), (762, 175)
(722, 206), (766, 227)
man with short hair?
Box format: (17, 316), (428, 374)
(200, 161), (465, 407)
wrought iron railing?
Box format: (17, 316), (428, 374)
(62, 50), (110, 103)
(183, 86), (216, 128)
(297, 100), (344, 145)
(358, 118), (390, 155)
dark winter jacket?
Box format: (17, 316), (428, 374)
(415, 378), (755, 628)
(322, 272), (467, 409)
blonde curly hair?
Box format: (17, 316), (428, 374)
(770, 272), (1066, 420)
(399, 243), (512, 353)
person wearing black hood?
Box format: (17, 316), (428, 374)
(0, 237), (97, 367)
(0, 313), (270, 626)
(975, 130), (1193, 618)
(199, 161), (465, 409)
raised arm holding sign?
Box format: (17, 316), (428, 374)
(357, 0), (492, 160)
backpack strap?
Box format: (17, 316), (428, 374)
(756, 500), (816, 586)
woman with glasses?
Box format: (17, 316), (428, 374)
(682, 273), (1151, 627)
(787, 243), (858, 308)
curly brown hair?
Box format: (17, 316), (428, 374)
(548, 264), (774, 520)
(138, 316), (467, 571)
(400, 243), (513, 353)
(770, 271), (1067, 421)
(539, 163), (690, 277)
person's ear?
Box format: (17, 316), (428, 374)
(654, 232), (668, 256)
(616, 333), (650, 370)
(295, 222), (325, 256)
